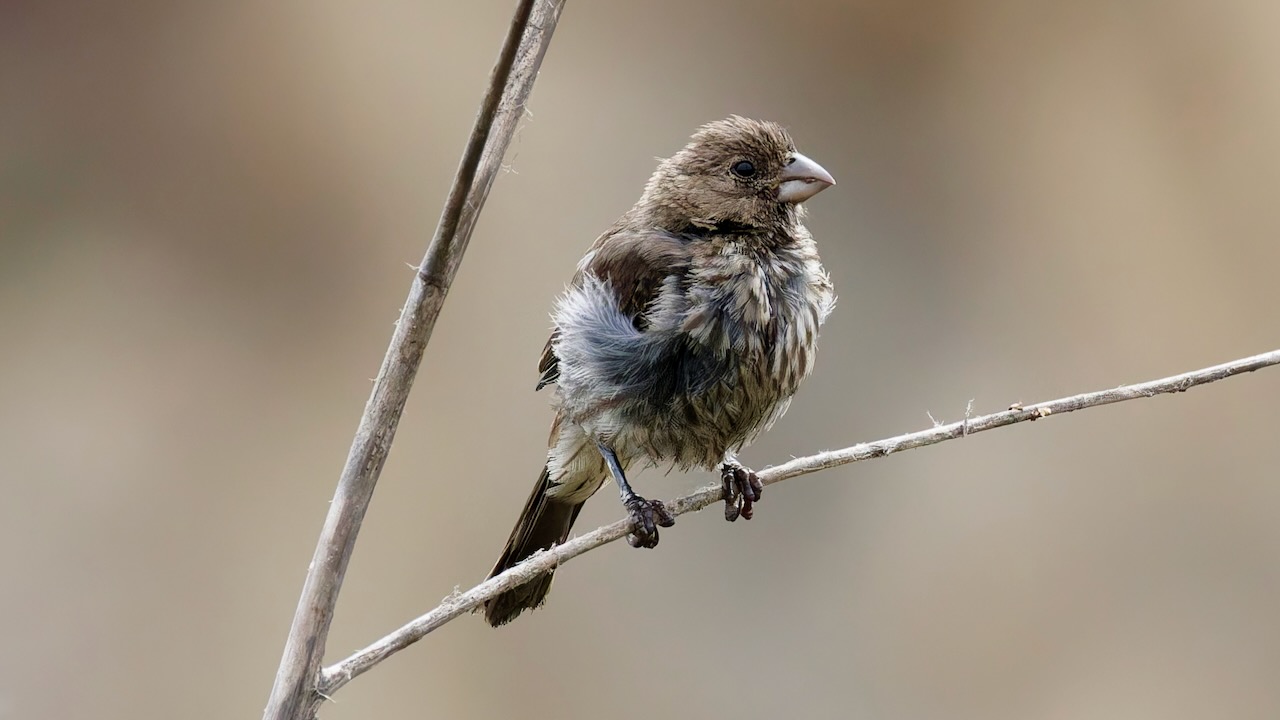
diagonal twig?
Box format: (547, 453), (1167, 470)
(262, 2), (566, 718)
(318, 347), (1280, 696)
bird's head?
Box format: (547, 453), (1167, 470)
(639, 116), (835, 233)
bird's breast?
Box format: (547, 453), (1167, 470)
(683, 241), (829, 395)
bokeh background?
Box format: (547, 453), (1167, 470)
(4, 1), (1280, 718)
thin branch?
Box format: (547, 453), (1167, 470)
(262, 2), (565, 719)
(319, 347), (1280, 695)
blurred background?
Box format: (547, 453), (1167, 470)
(4, 0), (1280, 718)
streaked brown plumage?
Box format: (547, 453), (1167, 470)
(485, 117), (836, 626)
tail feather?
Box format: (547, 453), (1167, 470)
(484, 466), (584, 626)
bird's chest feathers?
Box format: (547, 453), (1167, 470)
(682, 243), (823, 392)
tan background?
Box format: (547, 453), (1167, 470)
(4, 1), (1280, 718)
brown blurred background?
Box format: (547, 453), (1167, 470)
(4, 0), (1280, 718)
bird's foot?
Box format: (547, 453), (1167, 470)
(721, 461), (763, 522)
(624, 496), (675, 548)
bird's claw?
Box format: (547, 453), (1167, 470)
(624, 496), (675, 548)
(721, 462), (763, 522)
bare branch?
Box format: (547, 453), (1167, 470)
(262, 2), (565, 718)
(319, 348), (1280, 695)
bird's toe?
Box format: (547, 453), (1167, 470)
(624, 497), (674, 548)
(721, 462), (763, 521)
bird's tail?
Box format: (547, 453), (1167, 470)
(483, 466), (584, 626)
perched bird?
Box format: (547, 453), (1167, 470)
(484, 116), (836, 626)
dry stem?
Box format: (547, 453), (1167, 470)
(262, 2), (565, 718)
(318, 348), (1280, 696)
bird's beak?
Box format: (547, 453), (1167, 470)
(776, 152), (835, 203)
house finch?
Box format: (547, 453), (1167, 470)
(484, 116), (836, 626)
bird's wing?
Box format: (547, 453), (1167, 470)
(535, 226), (691, 391)
(535, 331), (560, 390)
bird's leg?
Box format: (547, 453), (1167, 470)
(721, 454), (764, 522)
(597, 442), (675, 548)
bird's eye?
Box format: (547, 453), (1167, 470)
(730, 160), (756, 178)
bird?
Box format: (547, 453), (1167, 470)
(483, 116), (836, 626)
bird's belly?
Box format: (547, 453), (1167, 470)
(618, 312), (813, 471)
